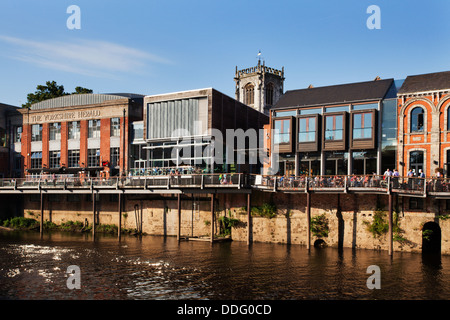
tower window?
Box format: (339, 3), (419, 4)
(266, 83), (274, 106)
(244, 83), (254, 105)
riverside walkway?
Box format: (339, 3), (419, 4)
(0, 173), (449, 198)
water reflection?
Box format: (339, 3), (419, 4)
(0, 230), (449, 300)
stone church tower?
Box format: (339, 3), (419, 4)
(234, 59), (285, 115)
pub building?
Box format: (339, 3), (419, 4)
(396, 70), (450, 178)
(268, 77), (399, 177)
(10, 93), (145, 178)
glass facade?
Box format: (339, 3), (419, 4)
(111, 118), (120, 137)
(324, 114), (343, 141)
(298, 117), (316, 143)
(353, 112), (373, 139)
(49, 151), (60, 168)
(273, 119), (291, 144)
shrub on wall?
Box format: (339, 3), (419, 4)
(310, 213), (329, 238)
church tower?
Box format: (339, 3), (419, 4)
(234, 58), (285, 115)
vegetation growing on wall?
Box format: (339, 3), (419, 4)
(218, 216), (240, 236)
(310, 213), (329, 238)
(251, 203), (277, 219)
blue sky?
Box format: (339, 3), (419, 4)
(0, 0), (449, 107)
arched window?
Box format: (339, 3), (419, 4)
(410, 107), (424, 132)
(447, 107), (450, 130)
(265, 83), (274, 106)
(244, 83), (254, 106)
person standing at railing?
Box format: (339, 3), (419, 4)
(392, 169), (400, 189)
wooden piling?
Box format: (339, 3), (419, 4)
(118, 192), (122, 240)
(388, 192), (393, 256)
(92, 191), (96, 240)
(177, 194), (181, 242)
(306, 191), (311, 250)
(247, 193), (252, 245)
(40, 192), (44, 236)
(210, 193), (215, 243)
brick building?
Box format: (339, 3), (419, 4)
(10, 93), (144, 178)
(397, 70), (450, 177)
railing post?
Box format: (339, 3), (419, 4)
(273, 176), (277, 192)
(238, 173), (241, 189)
(167, 176), (170, 189)
(344, 176), (348, 193)
(13, 179), (17, 190)
(201, 174), (204, 190)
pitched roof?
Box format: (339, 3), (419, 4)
(274, 78), (394, 109)
(397, 71), (450, 95)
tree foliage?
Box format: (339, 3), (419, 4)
(22, 81), (93, 108)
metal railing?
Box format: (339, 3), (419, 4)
(0, 174), (448, 196)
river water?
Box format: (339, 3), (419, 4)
(0, 230), (449, 301)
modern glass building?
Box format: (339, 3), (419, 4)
(268, 78), (398, 176)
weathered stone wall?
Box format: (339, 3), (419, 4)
(21, 190), (450, 254)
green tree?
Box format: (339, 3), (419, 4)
(22, 81), (93, 108)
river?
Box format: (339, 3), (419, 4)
(0, 230), (449, 301)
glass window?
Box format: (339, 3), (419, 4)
(299, 108), (321, 115)
(410, 151), (424, 176)
(31, 152), (42, 169)
(68, 121), (80, 140)
(49, 123), (61, 141)
(298, 117), (316, 143)
(49, 151), (61, 168)
(111, 118), (120, 137)
(275, 110), (297, 117)
(88, 149), (100, 167)
(353, 112), (373, 139)
(352, 103), (378, 111)
(325, 106), (349, 113)
(410, 107), (424, 132)
(88, 119), (101, 138)
(68, 150), (80, 168)
(273, 119), (291, 144)
(132, 122), (144, 141)
(110, 147), (120, 167)
(31, 124), (42, 142)
(325, 115), (343, 141)
(14, 126), (22, 143)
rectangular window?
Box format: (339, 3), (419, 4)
(68, 121), (80, 140)
(68, 150), (80, 168)
(298, 117), (316, 143)
(325, 115), (343, 141)
(49, 123), (61, 141)
(31, 152), (42, 169)
(273, 119), (291, 144)
(31, 124), (42, 142)
(111, 118), (120, 137)
(88, 119), (101, 138)
(110, 147), (120, 167)
(14, 126), (22, 143)
(353, 112), (373, 139)
(49, 151), (60, 169)
(88, 149), (100, 167)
